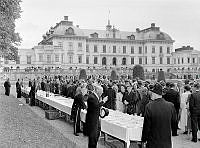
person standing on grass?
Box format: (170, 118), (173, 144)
(16, 79), (21, 98)
(4, 78), (11, 96)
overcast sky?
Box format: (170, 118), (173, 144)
(15, 0), (200, 51)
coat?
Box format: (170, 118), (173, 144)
(163, 88), (180, 113)
(189, 90), (200, 115)
(103, 87), (116, 110)
(4, 81), (11, 96)
(16, 81), (21, 98)
(142, 98), (177, 148)
(85, 92), (104, 137)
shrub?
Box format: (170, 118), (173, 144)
(132, 65), (145, 80)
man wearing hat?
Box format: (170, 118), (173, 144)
(142, 83), (177, 148)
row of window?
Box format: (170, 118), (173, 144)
(38, 54), (64, 63)
(86, 44), (171, 54)
(82, 56), (171, 65)
(61, 41), (171, 54)
(173, 57), (200, 64)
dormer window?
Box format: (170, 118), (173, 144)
(66, 27), (74, 35)
(127, 34), (135, 40)
(90, 32), (98, 38)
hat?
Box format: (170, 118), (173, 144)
(150, 82), (163, 95)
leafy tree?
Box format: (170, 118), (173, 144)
(157, 69), (166, 82)
(110, 70), (118, 80)
(0, 0), (21, 60)
(79, 69), (87, 80)
(132, 65), (145, 80)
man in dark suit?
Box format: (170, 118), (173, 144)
(103, 82), (116, 110)
(189, 83), (200, 142)
(142, 83), (177, 148)
(85, 83), (108, 148)
(163, 82), (180, 136)
(4, 78), (11, 96)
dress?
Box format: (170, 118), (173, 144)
(179, 91), (191, 130)
(116, 92), (124, 112)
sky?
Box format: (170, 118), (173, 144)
(15, 0), (200, 51)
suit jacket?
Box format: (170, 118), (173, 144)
(85, 92), (104, 137)
(142, 98), (177, 148)
(189, 90), (200, 115)
(163, 88), (180, 113)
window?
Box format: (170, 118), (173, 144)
(167, 47), (170, 54)
(145, 57), (147, 64)
(160, 46), (163, 53)
(178, 58), (180, 64)
(58, 42), (63, 47)
(113, 57), (117, 65)
(27, 56), (31, 64)
(167, 57), (170, 64)
(123, 46), (126, 53)
(55, 54), (59, 62)
(94, 57), (98, 64)
(16, 56), (20, 64)
(46, 55), (51, 63)
(78, 55), (82, 63)
(139, 57), (142, 64)
(69, 56), (73, 63)
(187, 57), (190, 63)
(4, 59), (8, 64)
(86, 56), (89, 64)
(182, 58), (184, 64)
(131, 57), (134, 64)
(86, 44), (89, 52)
(103, 45), (106, 53)
(39, 54), (43, 62)
(160, 57), (163, 64)
(174, 58), (176, 64)
(102, 57), (106, 65)
(139, 47), (142, 54)
(152, 69), (155, 72)
(122, 58), (126, 65)
(152, 46), (155, 53)
(145, 46), (147, 53)
(193, 58), (195, 63)
(152, 57), (155, 64)
(113, 46), (116, 53)
(94, 45), (98, 53)
(131, 46), (134, 54)
(78, 42), (82, 48)
(61, 54), (64, 63)
(69, 42), (73, 50)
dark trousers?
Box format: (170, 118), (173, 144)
(74, 108), (81, 134)
(88, 121), (101, 148)
(5, 88), (10, 96)
(191, 114), (200, 140)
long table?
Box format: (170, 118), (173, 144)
(21, 87), (143, 148)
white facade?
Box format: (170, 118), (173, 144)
(171, 46), (200, 79)
(2, 16), (175, 73)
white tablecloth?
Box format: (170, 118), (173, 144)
(21, 87), (143, 147)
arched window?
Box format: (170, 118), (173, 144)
(113, 57), (117, 65)
(152, 69), (155, 72)
(122, 57), (126, 65)
(66, 27), (74, 35)
(102, 57), (106, 65)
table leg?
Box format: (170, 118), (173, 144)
(124, 141), (130, 148)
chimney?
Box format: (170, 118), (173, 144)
(136, 28), (140, 33)
(64, 16), (68, 21)
(151, 23), (155, 27)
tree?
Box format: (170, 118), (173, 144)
(132, 65), (145, 80)
(110, 70), (118, 81)
(157, 69), (166, 82)
(79, 69), (87, 80)
(0, 0), (22, 60)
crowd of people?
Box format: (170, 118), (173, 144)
(4, 75), (200, 148)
